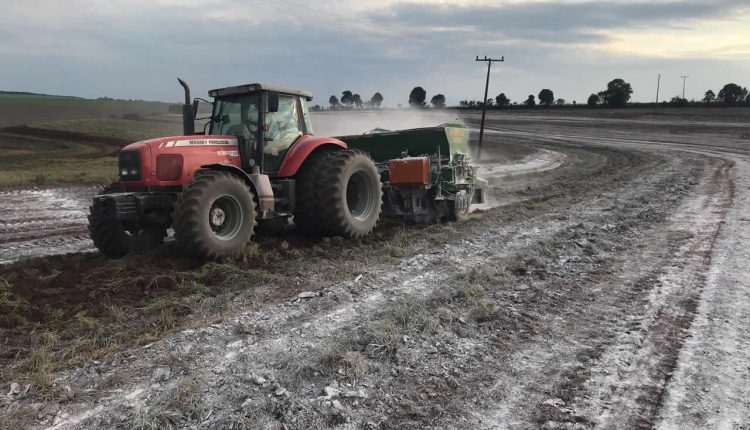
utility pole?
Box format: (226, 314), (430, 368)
(475, 55), (504, 159)
(681, 75), (689, 99)
(655, 74), (661, 109)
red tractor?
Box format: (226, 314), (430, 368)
(89, 79), (383, 259)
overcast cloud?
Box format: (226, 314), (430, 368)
(2, 0), (749, 105)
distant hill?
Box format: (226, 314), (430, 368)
(0, 90), (84, 99)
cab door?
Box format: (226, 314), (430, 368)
(263, 95), (307, 173)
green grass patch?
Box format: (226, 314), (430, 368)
(0, 147), (118, 188)
(0, 117), (182, 188)
(34, 117), (183, 143)
(0, 93), (171, 115)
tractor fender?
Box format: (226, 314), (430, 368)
(200, 164), (275, 214)
(276, 136), (347, 177)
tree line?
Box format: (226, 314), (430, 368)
(324, 87), (448, 110)
(327, 91), (384, 110)
(321, 80), (749, 111)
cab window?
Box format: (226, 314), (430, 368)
(264, 95), (304, 172)
(210, 95), (261, 147)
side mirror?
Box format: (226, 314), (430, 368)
(192, 99), (200, 119)
(267, 92), (279, 113)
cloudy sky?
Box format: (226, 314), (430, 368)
(2, 0), (749, 106)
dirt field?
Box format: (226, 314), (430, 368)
(1, 108), (750, 429)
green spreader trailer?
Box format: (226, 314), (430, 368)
(338, 120), (487, 222)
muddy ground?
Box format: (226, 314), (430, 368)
(1, 109), (750, 429)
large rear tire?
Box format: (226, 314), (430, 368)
(172, 170), (256, 259)
(87, 185), (165, 259)
(294, 149), (332, 234)
(314, 150), (382, 237)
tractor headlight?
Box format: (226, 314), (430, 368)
(118, 150), (141, 181)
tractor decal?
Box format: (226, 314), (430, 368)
(173, 138), (237, 147)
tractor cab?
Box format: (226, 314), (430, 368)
(202, 84), (314, 176)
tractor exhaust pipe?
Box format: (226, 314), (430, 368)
(177, 77), (195, 136)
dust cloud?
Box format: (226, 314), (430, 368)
(310, 109), (458, 137)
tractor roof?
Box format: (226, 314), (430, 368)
(208, 83), (313, 100)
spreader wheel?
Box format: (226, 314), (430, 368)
(445, 190), (472, 222)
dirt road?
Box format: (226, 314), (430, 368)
(2, 110), (749, 429)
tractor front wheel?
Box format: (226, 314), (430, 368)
(172, 170), (256, 259)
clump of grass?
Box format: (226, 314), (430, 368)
(0, 276), (27, 313)
(389, 300), (441, 335)
(199, 263), (264, 288)
(101, 370), (126, 389)
(0, 404), (38, 429)
(164, 375), (203, 412)
(364, 319), (402, 359)
(469, 299), (500, 323)
(312, 347), (370, 384)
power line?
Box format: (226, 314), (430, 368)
(475, 55), (504, 159)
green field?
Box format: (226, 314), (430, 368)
(0, 92), (172, 115)
(0, 93), (184, 188)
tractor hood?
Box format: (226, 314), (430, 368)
(118, 135), (242, 187)
(123, 135), (239, 152)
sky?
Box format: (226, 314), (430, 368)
(2, 0), (749, 106)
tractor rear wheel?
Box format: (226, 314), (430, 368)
(87, 185), (165, 258)
(294, 149), (332, 234)
(172, 170), (256, 259)
(314, 150), (382, 237)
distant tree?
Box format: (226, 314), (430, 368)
(702, 90), (716, 104)
(341, 90), (354, 108)
(495, 93), (510, 107)
(538, 89), (554, 106)
(485, 98), (494, 107)
(353, 93), (363, 108)
(587, 93), (600, 106)
(572, 100), (577, 105)
(430, 94), (446, 108)
(718, 83), (748, 104)
(370, 92), (384, 108)
(329, 95), (339, 109)
(310, 104), (322, 111)
(747, 93), (750, 105)
(600, 79), (633, 107)
(670, 96), (688, 106)
(409, 86), (427, 108)
(459, 100), (469, 107)
(524, 95), (536, 106)
(555, 98), (566, 105)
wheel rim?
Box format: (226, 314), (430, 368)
(454, 190), (470, 217)
(209, 194), (243, 240)
(346, 171), (376, 221)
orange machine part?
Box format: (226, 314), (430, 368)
(388, 157), (430, 187)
